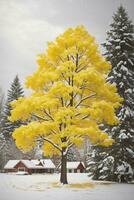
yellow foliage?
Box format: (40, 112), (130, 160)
(9, 25), (122, 156)
(42, 143), (60, 157)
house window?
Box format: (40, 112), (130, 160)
(47, 169), (50, 173)
(69, 169), (72, 173)
(18, 167), (25, 172)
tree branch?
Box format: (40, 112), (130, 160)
(81, 115), (90, 120)
(43, 109), (54, 121)
(75, 93), (96, 108)
(61, 73), (69, 84)
(76, 64), (88, 73)
(32, 114), (49, 121)
(64, 143), (74, 155)
(50, 129), (57, 135)
(41, 136), (62, 152)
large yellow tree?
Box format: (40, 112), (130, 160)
(9, 26), (122, 184)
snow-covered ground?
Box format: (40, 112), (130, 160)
(0, 173), (134, 200)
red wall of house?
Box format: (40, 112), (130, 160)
(5, 169), (17, 173)
(77, 163), (85, 172)
(14, 161), (32, 174)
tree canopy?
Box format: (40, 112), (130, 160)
(9, 26), (122, 158)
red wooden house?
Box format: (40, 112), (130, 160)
(58, 161), (86, 173)
(4, 159), (55, 174)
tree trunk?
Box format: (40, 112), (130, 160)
(60, 149), (68, 184)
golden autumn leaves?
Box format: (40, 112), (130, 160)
(9, 26), (123, 156)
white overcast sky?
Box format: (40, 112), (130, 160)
(0, 0), (134, 94)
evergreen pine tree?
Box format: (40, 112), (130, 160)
(67, 147), (77, 161)
(87, 145), (114, 180)
(1, 75), (25, 163)
(2, 75), (24, 139)
(87, 6), (134, 182)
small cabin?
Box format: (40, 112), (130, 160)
(4, 159), (55, 174)
(58, 161), (85, 173)
(67, 162), (85, 173)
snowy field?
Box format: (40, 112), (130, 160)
(0, 173), (134, 200)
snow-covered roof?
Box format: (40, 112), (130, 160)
(40, 159), (56, 169)
(31, 160), (43, 168)
(21, 160), (36, 169)
(67, 162), (85, 169)
(4, 160), (36, 169)
(31, 159), (55, 169)
(4, 159), (55, 169)
(31, 160), (41, 165)
(4, 160), (19, 169)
